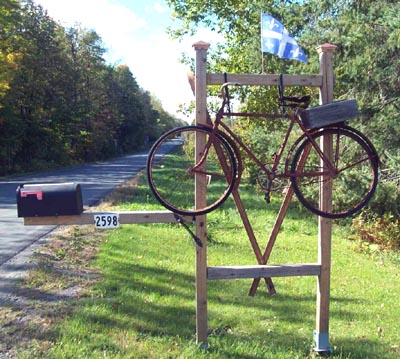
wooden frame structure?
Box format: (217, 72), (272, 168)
(192, 41), (336, 353)
(23, 211), (189, 226)
(23, 41), (336, 355)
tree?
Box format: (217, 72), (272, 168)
(302, 0), (400, 167)
(149, 95), (185, 139)
(166, 0), (318, 179)
(166, 0), (400, 222)
(0, 1), (187, 175)
(167, 0), (400, 161)
(63, 27), (114, 161)
(111, 64), (147, 153)
(0, 0), (72, 171)
(0, 0), (22, 101)
(0, 0), (23, 171)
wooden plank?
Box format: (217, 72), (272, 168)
(23, 211), (193, 226)
(208, 264), (321, 280)
(231, 189), (276, 295)
(249, 143), (314, 296)
(300, 99), (358, 129)
(315, 43), (336, 352)
(207, 73), (323, 87)
(248, 185), (295, 296)
(193, 41), (210, 346)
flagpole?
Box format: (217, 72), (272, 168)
(260, 12), (264, 73)
(261, 52), (265, 74)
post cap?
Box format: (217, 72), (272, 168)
(193, 41), (210, 50)
(317, 43), (337, 53)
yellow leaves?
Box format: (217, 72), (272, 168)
(6, 51), (23, 66)
(0, 50), (23, 100)
(0, 50), (23, 70)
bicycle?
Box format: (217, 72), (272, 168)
(147, 81), (379, 219)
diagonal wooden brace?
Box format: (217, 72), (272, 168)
(231, 188), (276, 295)
(208, 116), (276, 295)
(248, 185), (294, 296)
(249, 143), (312, 296)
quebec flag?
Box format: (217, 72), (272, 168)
(261, 13), (308, 63)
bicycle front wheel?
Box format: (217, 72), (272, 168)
(147, 126), (237, 216)
(290, 127), (379, 219)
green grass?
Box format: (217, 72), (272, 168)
(149, 140), (237, 214)
(36, 175), (400, 358)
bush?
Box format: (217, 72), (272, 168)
(365, 181), (400, 218)
(351, 213), (400, 250)
(351, 181), (400, 250)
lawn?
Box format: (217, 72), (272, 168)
(14, 173), (400, 358)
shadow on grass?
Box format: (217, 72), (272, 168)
(331, 336), (400, 359)
(77, 270), (194, 341)
(1, 242), (392, 358)
(72, 257), (394, 359)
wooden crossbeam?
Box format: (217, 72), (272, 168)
(206, 73), (323, 87)
(23, 211), (193, 226)
(207, 264), (321, 280)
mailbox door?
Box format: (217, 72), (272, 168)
(17, 183), (83, 217)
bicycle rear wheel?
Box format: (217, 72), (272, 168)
(147, 126), (237, 216)
(290, 127), (379, 218)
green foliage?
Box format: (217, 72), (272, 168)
(366, 181), (400, 219)
(351, 180), (400, 250)
(0, 1), (183, 175)
(351, 213), (400, 251)
(167, 0), (400, 241)
(168, 0), (400, 149)
(0, 0), (22, 100)
(302, 0), (400, 168)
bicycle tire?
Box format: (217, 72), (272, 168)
(340, 125), (380, 158)
(290, 127), (379, 218)
(147, 125), (237, 216)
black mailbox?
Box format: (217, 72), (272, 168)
(17, 182), (83, 217)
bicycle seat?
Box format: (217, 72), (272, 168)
(281, 95), (311, 109)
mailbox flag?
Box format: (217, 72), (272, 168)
(261, 13), (308, 63)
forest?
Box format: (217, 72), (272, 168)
(0, 0), (183, 175)
(165, 0), (400, 247)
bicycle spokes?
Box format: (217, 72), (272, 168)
(290, 127), (378, 218)
(147, 126), (237, 216)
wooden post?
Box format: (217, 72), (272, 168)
(314, 43), (336, 354)
(191, 42), (336, 349)
(193, 41), (210, 346)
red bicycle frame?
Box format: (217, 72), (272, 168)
(191, 92), (336, 187)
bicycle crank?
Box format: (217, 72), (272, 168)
(257, 167), (283, 193)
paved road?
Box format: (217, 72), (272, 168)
(0, 150), (149, 267)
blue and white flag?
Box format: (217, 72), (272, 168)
(261, 13), (308, 63)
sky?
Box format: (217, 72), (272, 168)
(35, 0), (222, 121)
